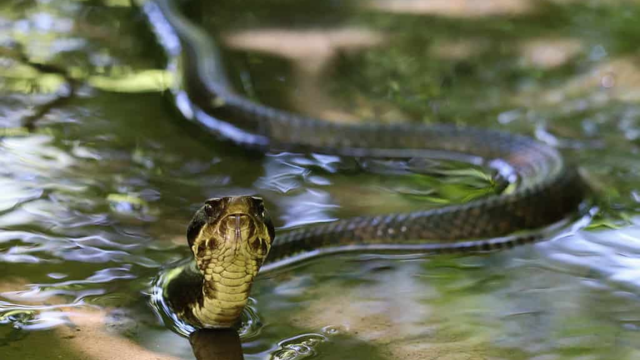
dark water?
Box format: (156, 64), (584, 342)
(2, 0), (640, 359)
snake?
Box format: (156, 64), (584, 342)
(143, 0), (589, 330)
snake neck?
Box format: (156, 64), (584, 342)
(189, 257), (259, 328)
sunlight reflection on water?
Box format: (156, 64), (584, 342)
(3, 0), (640, 359)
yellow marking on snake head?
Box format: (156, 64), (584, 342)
(186, 196), (275, 327)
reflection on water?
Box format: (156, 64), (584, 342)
(2, 0), (640, 359)
(190, 329), (245, 360)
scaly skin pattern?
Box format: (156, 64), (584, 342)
(143, 0), (590, 328)
(168, 197), (274, 328)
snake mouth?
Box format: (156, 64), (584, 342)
(214, 212), (269, 258)
(220, 213), (254, 243)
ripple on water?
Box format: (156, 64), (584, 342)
(270, 333), (328, 360)
(150, 266), (264, 338)
(7, 0), (640, 358)
(539, 225), (640, 293)
(0, 130), (156, 333)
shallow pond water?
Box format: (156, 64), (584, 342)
(2, 0), (640, 359)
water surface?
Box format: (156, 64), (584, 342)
(2, 0), (640, 359)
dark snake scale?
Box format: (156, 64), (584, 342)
(143, 0), (589, 329)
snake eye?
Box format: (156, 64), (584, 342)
(251, 196), (266, 218)
(204, 198), (223, 218)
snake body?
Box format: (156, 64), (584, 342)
(144, 0), (588, 329)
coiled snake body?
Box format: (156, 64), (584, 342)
(144, 0), (588, 329)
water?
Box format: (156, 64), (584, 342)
(2, 0), (640, 359)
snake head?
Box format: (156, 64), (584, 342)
(187, 196), (275, 274)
